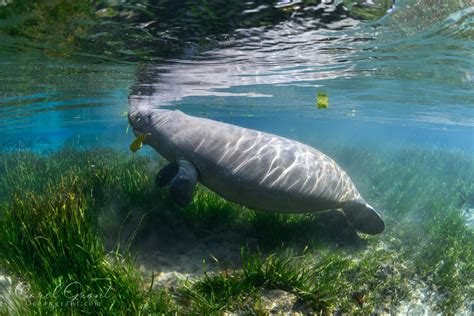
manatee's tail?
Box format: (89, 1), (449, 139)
(342, 199), (385, 235)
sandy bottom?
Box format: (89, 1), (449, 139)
(1, 211), (473, 315)
(133, 226), (473, 315)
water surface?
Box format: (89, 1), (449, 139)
(0, 0), (472, 154)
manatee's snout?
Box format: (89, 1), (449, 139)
(128, 107), (151, 135)
(343, 200), (385, 235)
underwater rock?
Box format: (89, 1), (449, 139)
(0, 274), (12, 298)
(0, 274), (11, 288)
(155, 271), (191, 289)
(0, 274), (18, 311)
(257, 289), (297, 314)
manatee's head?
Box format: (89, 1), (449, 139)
(128, 106), (154, 136)
(343, 200), (385, 235)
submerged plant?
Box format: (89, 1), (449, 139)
(0, 146), (472, 314)
(0, 149), (173, 314)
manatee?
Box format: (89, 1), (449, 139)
(128, 108), (385, 234)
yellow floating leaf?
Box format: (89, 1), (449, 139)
(316, 91), (329, 109)
(130, 134), (149, 153)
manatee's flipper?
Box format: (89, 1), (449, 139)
(155, 163), (179, 187)
(169, 160), (199, 207)
(342, 200), (385, 235)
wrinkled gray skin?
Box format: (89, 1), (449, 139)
(128, 108), (384, 234)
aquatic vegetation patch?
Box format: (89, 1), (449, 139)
(0, 0), (96, 56)
(182, 186), (363, 250)
(329, 145), (474, 312)
(179, 247), (413, 314)
(0, 147), (472, 314)
(329, 145), (473, 217)
(0, 149), (173, 314)
(392, 207), (474, 313)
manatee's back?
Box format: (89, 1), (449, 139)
(168, 111), (360, 213)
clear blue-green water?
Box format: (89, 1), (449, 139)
(0, 1), (474, 313)
(0, 0), (472, 154)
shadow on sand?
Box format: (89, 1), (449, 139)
(100, 188), (367, 282)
